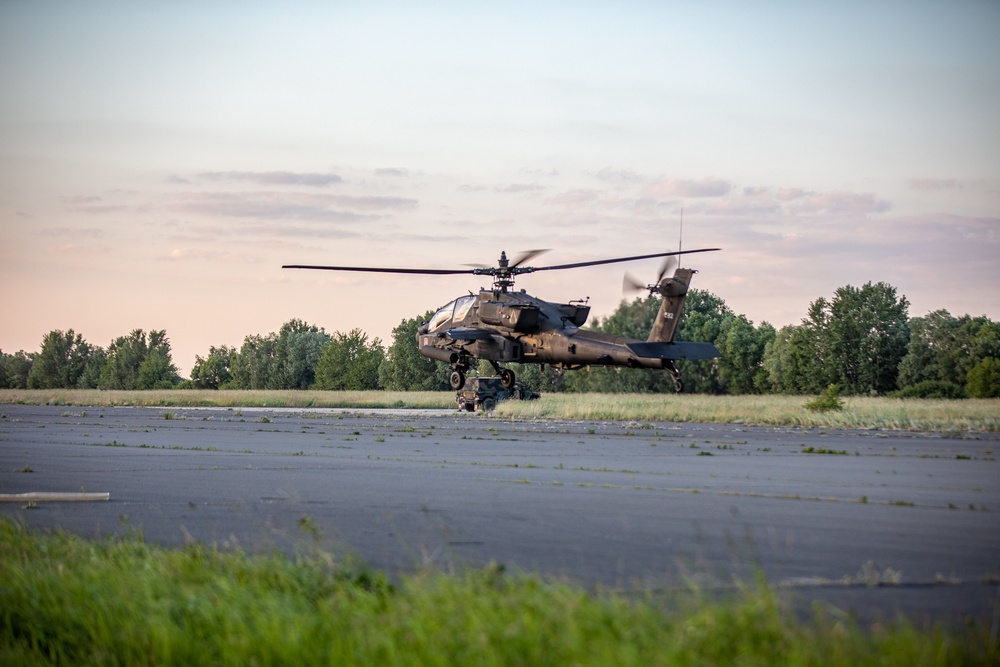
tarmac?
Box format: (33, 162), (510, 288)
(2, 403), (998, 629)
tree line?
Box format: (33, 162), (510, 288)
(3, 281), (998, 397)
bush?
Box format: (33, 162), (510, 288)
(803, 384), (844, 412)
(889, 380), (968, 399)
(966, 357), (1000, 398)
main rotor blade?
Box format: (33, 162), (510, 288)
(509, 248), (550, 269)
(534, 247), (721, 273)
(282, 264), (470, 275)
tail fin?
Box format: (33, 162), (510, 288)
(647, 268), (693, 343)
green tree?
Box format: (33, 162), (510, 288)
(230, 334), (277, 389)
(77, 348), (107, 389)
(99, 330), (179, 390)
(790, 283), (909, 395)
(832, 283), (909, 394)
(965, 357), (1000, 398)
(137, 350), (179, 389)
(314, 329), (386, 390)
(231, 320), (330, 389)
(190, 345), (237, 389)
(0, 350), (34, 389)
(378, 311), (450, 391)
(763, 325), (812, 394)
(898, 311), (1000, 389)
(275, 319), (330, 389)
(27, 329), (99, 389)
(716, 316), (776, 394)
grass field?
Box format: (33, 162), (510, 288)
(2, 388), (997, 431)
(1, 520), (993, 666)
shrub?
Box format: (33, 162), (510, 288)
(889, 380), (968, 399)
(803, 384), (844, 412)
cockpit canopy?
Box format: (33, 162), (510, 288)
(428, 295), (476, 332)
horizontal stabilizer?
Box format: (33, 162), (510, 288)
(626, 341), (720, 360)
(444, 327), (495, 341)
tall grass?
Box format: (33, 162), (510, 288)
(496, 393), (1000, 431)
(0, 389), (455, 410)
(1, 520), (992, 665)
(2, 389), (997, 431)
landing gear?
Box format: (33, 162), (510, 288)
(665, 360), (683, 393)
(488, 361), (516, 389)
(450, 354), (473, 390)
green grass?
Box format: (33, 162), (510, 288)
(1, 520), (992, 666)
(2, 389), (998, 431)
(0, 389), (455, 410)
(497, 393), (1000, 431)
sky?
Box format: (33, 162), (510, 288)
(2, 1), (998, 376)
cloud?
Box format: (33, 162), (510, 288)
(694, 196), (782, 217)
(71, 204), (132, 214)
(494, 183), (546, 195)
(545, 189), (601, 207)
(645, 177), (733, 198)
(375, 167), (409, 177)
(60, 195), (102, 204)
(775, 187), (808, 201)
(791, 191), (891, 215)
(592, 167), (643, 184)
(198, 171), (344, 187)
(37, 226), (104, 239)
(167, 191), (416, 221)
(909, 178), (960, 192)
(158, 247), (265, 263)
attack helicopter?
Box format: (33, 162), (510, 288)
(283, 247), (721, 392)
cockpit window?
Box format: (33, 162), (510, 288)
(428, 300), (456, 331)
(453, 296), (475, 323)
(429, 295), (476, 331)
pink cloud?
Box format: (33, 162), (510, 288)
(494, 183), (546, 195)
(792, 191), (891, 215)
(645, 177), (732, 198)
(593, 167), (643, 184)
(166, 191), (416, 221)
(775, 187), (808, 201)
(198, 171), (343, 187)
(909, 178), (961, 192)
(60, 195), (102, 204)
(545, 189), (601, 207)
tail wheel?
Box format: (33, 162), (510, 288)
(500, 369), (515, 389)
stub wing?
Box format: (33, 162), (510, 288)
(443, 327), (495, 341)
(626, 341), (720, 360)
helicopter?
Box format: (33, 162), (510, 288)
(283, 247), (721, 393)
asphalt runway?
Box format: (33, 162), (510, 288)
(2, 404), (998, 628)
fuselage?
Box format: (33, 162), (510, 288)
(417, 289), (672, 371)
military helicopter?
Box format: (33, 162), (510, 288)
(283, 247), (721, 392)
